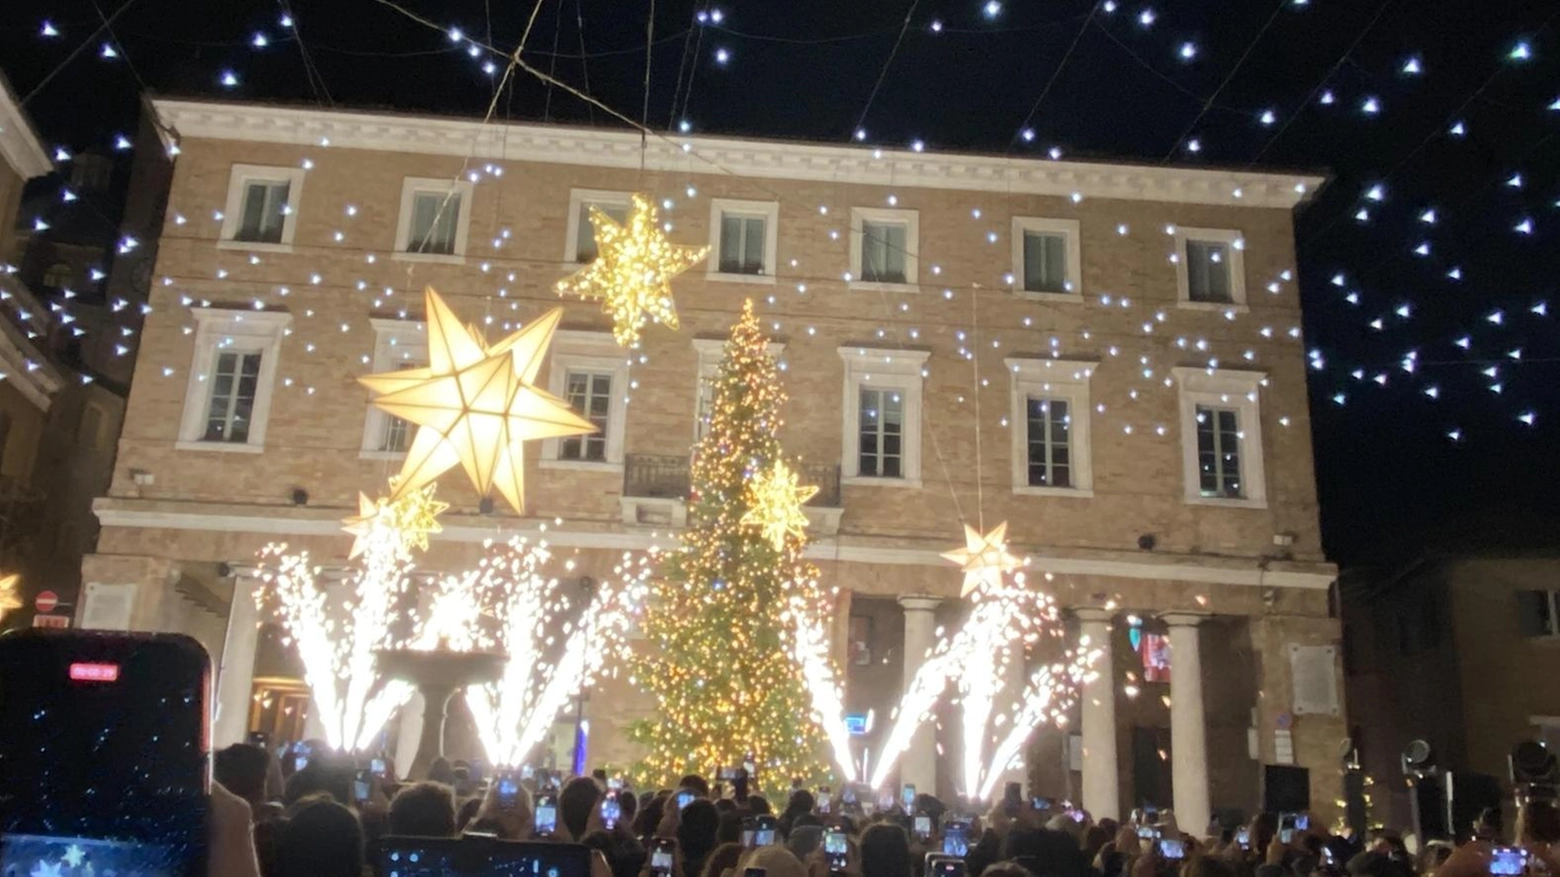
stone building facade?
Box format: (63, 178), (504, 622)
(82, 98), (1340, 824)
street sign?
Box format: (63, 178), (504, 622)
(32, 614), (69, 629)
(34, 591), (58, 614)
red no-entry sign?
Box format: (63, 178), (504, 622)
(34, 591), (58, 614)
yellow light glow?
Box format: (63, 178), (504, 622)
(0, 574), (20, 623)
(940, 521), (1023, 597)
(360, 287), (596, 513)
(341, 480), (450, 559)
(554, 193), (709, 347)
(740, 460), (818, 551)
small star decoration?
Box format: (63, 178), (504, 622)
(554, 192), (709, 347)
(740, 460), (819, 551)
(342, 480), (450, 559)
(0, 574), (21, 623)
(941, 521), (1023, 597)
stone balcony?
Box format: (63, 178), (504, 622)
(619, 453), (843, 536)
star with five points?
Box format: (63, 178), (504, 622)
(740, 460), (819, 551)
(554, 193), (709, 347)
(360, 287), (597, 514)
(941, 521), (1023, 597)
(341, 481), (450, 559)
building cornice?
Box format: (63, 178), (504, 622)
(0, 310), (65, 410)
(0, 75), (52, 180)
(93, 496), (1337, 590)
(151, 98), (1325, 210)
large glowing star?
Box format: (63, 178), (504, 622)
(740, 460), (819, 551)
(360, 287), (596, 513)
(0, 574), (20, 623)
(554, 193), (709, 347)
(941, 522), (1023, 597)
(342, 482), (450, 559)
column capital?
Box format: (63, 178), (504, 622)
(1162, 612), (1210, 628)
(898, 594), (943, 612)
(1073, 607), (1116, 624)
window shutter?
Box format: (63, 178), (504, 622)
(885, 225), (907, 277)
(719, 215), (742, 272)
(743, 217), (765, 270)
(1516, 590), (1549, 637)
(240, 183), (268, 239)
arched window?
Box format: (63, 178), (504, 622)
(42, 262), (72, 290)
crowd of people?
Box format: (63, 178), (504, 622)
(207, 739), (1560, 877)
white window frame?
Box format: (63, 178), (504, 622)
(393, 177), (475, 263)
(360, 318), (429, 460)
(1006, 357), (1095, 497)
(707, 199), (780, 284)
(1173, 367), (1267, 508)
(1174, 227), (1248, 311)
(218, 164), (306, 252)
(176, 308), (292, 453)
(564, 189), (634, 263)
(849, 207), (920, 292)
(839, 346), (928, 487)
(541, 331), (629, 472)
(1011, 217), (1083, 301)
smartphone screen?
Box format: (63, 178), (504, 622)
(915, 815), (932, 838)
(294, 755), (309, 772)
(1295, 814), (1311, 831)
(1491, 847), (1527, 876)
(0, 632), (210, 877)
(943, 823), (970, 857)
(744, 870), (767, 877)
(534, 796), (558, 835)
(650, 840), (676, 872)
(608, 777), (623, 791)
(379, 836), (592, 876)
(371, 757), (386, 775)
(1159, 839), (1186, 860)
(754, 815), (777, 846)
(601, 795), (621, 830)
(1031, 796), (1051, 810)
(1280, 828), (1295, 844)
(818, 791), (831, 813)
(498, 775), (520, 809)
(932, 860), (968, 877)
(902, 784), (917, 808)
(354, 770), (371, 802)
(676, 790), (695, 810)
(1137, 825), (1159, 840)
(825, 828), (848, 867)
(1236, 827), (1251, 849)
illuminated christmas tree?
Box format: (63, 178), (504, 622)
(629, 299), (833, 789)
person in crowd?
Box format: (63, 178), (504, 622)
(426, 757), (457, 786)
(635, 793), (670, 840)
(274, 796), (363, 877)
(215, 743), (273, 815)
(780, 790), (816, 836)
(680, 774), (711, 798)
(678, 799), (721, 877)
(699, 842), (743, 877)
(984, 865), (1042, 877)
(738, 845), (809, 877)
(388, 780), (458, 837)
(562, 776), (605, 840)
(859, 822), (913, 877)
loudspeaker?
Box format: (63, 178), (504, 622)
(1410, 775), (1449, 840)
(1263, 765), (1311, 813)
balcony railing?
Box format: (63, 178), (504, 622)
(624, 455), (841, 507)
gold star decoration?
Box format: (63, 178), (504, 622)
(554, 192), (709, 348)
(941, 522), (1024, 598)
(0, 574), (20, 623)
(342, 481), (451, 559)
(740, 460), (819, 551)
(360, 287), (597, 513)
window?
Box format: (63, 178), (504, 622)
(1195, 406), (1243, 498)
(1517, 591), (1560, 638)
(565, 190), (632, 263)
(42, 262), (72, 291)
(849, 207), (919, 289)
(1007, 358), (1095, 496)
(839, 346), (928, 486)
(1011, 217), (1082, 299)
(177, 309), (291, 453)
(219, 165), (305, 250)
(708, 199), (779, 281)
(361, 318), (428, 459)
(542, 331), (629, 471)
(1173, 227), (1247, 308)
(559, 372), (613, 462)
(1173, 367), (1266, 507)
(394, 177), (474, 262)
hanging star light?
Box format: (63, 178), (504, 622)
(554, 193), (709, 347)
(941, 522), (1023, 597)
(0, 574), (20, 623)
(342, 480), (450, 559)
(740, 460), (818, 551)
(360, 287), (596, 513)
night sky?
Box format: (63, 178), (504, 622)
(2, 0), (1557, 567)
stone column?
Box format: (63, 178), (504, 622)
(899, 595), (943, 796)
(396, 692), (426, 779)
(1075, 608), (1120, 821)
(213, 573), (264, 747)
(1165, 613), (1211, 835)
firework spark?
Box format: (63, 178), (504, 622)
(974, 643), (1101, 800)
(790, 595), (858, 781)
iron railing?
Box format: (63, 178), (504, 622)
(624, 455), (842, 507)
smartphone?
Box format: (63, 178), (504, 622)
(1159, 839), (1186, 860)
(1004, 781), (1023, 815)
(1280, 828), (1295, 844)
(649, 838), (677, 875)
(379, 836), (591, 876)
(534, 794), (558, 836)
(754, 815), (778, 846)
(1236, 827), (1251, 850)
(930, 859), (968, 877)
(1031, 796), (1052, 810)
(354, 769), (372, 802)
(676, 789), (696, 810)
(902, 784), (917, 809)
(1295, 814), (1311, 831)
(824, 827), (849, 868)
(601, 792), (622, 830)
(878, 791), (896, 812)
(497, 773), (520, 810)
(608, 777), (623, 791)
(247, 730), (270, 749)
(818, 791), (832, 814)
(521, 764), (535, 781)
(915, 814), (933, 839)
(1137, 825), (1160, 840)
(744, 870), (767, 877)
(841, 786), (858, 805)
(0, 631), (210, 877)
(943, 821), (971, 857)
(717, 766), (737, 781)
(1491, 847), (1527, 876)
